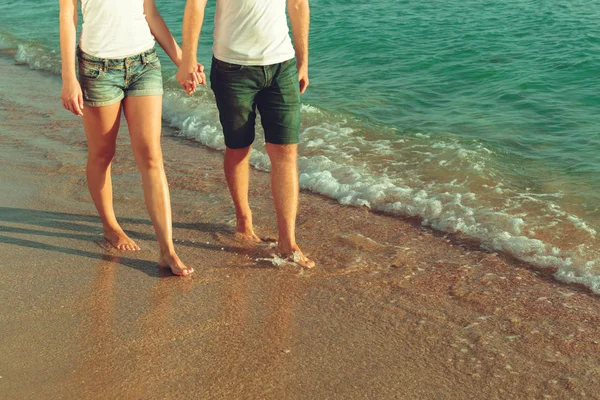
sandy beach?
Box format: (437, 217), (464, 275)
(1, 53), (600, 399)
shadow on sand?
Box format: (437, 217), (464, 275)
(0, 206), (271, 276)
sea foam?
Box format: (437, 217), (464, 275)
(161, 86), (600, 293)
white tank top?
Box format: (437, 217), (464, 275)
(213, 0), (295, 66)
(80, 0), (155, 59)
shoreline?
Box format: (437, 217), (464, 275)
(7, 37), (600, 294)
(1, 54), (600, 399)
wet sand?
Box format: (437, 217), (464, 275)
(1, 54), (600, 399)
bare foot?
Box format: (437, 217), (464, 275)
(279, 246), (315, 269)
(104, 229), (140, 251)
(158, 253), (194, 276)
(235, 216), (261, 243)
(234, 230), (262, 243)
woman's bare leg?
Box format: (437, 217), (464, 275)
(122, 95), (193, 276)
(82, 103), (140, 251)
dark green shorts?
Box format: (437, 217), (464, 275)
(210, 56), (301, 149)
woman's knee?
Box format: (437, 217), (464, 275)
(88, 145), (116, 167)
(133, 145), (164, 170)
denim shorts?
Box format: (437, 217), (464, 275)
(77, 47), (164, 107)
(210, 57), (301, 149)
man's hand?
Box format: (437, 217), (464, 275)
(195, 62), (207, 89)
(297, 62), (309, 94)
(177, 61), (205, 95)
(288, 0), (309, 94)
(61, 77), (84, 116)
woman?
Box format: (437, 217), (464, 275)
(59, 0), (203, 276)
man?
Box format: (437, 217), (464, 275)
(176, 0), (314, 268)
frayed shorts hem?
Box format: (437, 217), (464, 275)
(83, 90), (164, 107)
(83, 95), (124, 108)
(126, 89), (164, 97)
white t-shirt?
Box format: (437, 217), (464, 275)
(80, 0), (155, 58)
(213, 0), (296, 66)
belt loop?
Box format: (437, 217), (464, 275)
(141, 52), (147, 65)
(103, 59), (108, 72)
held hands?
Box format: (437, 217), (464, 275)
(176, 62), (206, 95)
(61, 77), (84, 116)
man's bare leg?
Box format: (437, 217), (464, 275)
(224, 146), (261, 242)
(82, 102), (140, 251)
(123, 95), (193, 276)
(265, 143), (314, 268)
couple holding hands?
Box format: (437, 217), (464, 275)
(59, 0), (313, 276)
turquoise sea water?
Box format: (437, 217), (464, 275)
(1, 0), (600, 291)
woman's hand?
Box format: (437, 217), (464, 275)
(61, 77), (84, 116)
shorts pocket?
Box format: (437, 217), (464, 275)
(277, 59), (299, 84)
(145, 52), (162, 70)
(214, 58), (243, 72)
(78, 60), (103, 81)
